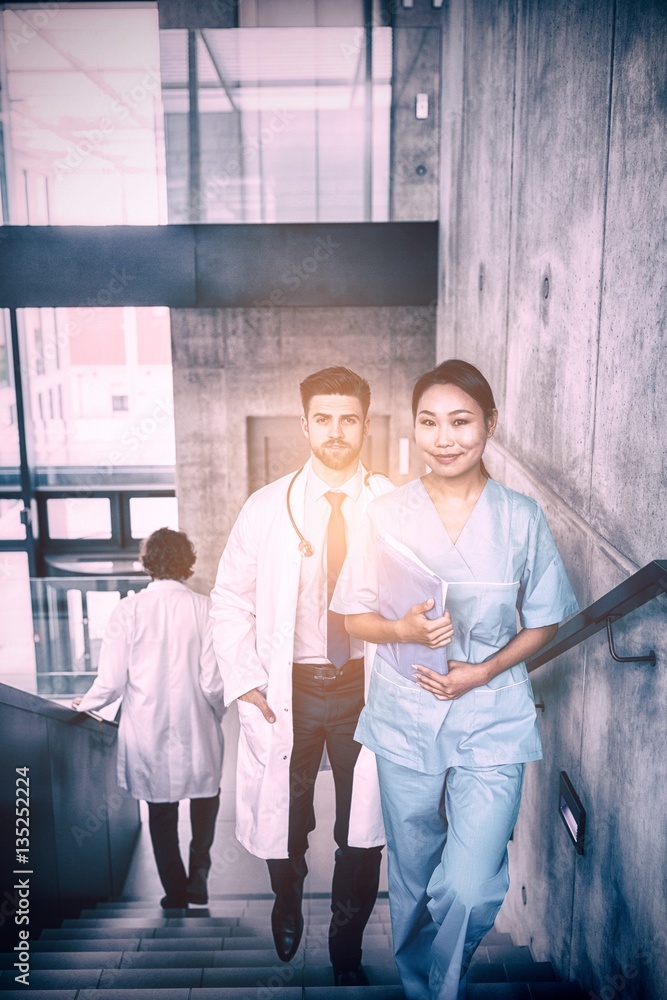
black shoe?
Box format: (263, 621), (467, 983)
(333, 965), (370, 987)
(160, 895), (188, 909)
(271, 903), (304, 962)
(186, 870), (208, 905)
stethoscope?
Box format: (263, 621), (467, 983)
(286, 464), (388, 557)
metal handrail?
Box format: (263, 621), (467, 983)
(527, 559), (666, 672)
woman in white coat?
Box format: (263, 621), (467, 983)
(74, 528), (225, 909)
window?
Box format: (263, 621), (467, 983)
(0, 4), (167, 226)
(46, 498), (112, 540)
(160, 23), (392, 222)
(0, 498), (26, 540)
(0, 552), (36, 692)
(19, 307), (175, 485)
(129, 495), (179, 539)
(0, 311), (20, 483)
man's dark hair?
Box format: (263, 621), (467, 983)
(299, 367), (371, 419)
(140, 527), (196, 581)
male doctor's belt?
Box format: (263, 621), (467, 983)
(292, 658), (364, 682)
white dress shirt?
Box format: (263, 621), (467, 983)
(292, 463), (365, 664)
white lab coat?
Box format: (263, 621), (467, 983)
(76, 580), (225, 802)
(210, 460), (393, 860)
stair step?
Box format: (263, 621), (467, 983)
(0, 952), (122, 970)
(302, 964), (402, 987)
(138, 937), (227, 950)
(468, 986), (586, 999)
(303, 991), (406, 1000)
(0, 993), (81, 1000)
(61, 917), (239, 928)
(481, 931), (513, 947)
(78, 992), (191, 1000)
(468, 986), (532, 999)
(33, 939), (141, 952)
(116, 951), (217, 968)
(115, 949), (304, 969)
(191, 991), (303, 1000)
(526, 986), (586, 998)
(41, 927), (153, 940)
(485, 946), (535, 964)
(200, 968), (305, 987)
(79, 907), (245, 920)
(97, 969), (203, 988)
(0, 969), (102, 989)
(469, 962), (558, 983)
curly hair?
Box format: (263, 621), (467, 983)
(139, 527), (196, 580)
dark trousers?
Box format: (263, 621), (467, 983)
(147, 792), (220, 905)
(267, 662), (383, 972)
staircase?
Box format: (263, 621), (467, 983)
(0, 893), (585, 998)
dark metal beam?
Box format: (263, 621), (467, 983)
(0, 222), (438, 307)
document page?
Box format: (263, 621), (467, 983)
(376, 535), (449, 680)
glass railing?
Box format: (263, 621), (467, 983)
(3, 574), (150, 704)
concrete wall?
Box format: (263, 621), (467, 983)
(437, 2), (667, 997)
(171, 304), (436, 592)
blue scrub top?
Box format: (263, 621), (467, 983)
(332, 478), (579, 774)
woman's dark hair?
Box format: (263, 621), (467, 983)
(140, 527), (196, 580)
(412, 359), (497, 478)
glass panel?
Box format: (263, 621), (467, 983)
(47, 497), (112, 540)
(0, 498), (26, 539)
(0, 552), (36, 693)
(0, 311), (21, 483)
(129, 495), (178, 539)
(30, 575), (148, 705)
(160, 25), (392, 222)
(19, 306), (175, 484)
(0, 5), (167, 225)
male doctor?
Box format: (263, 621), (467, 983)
(210, 367), (393, 985)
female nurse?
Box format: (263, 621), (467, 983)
(331, 359), (578, 1000)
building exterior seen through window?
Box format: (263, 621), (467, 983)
(19, 306), (175, 483)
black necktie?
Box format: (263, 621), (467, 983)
(325, 492), (350, 669)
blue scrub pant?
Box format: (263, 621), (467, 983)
(376, 757), (524, 1000)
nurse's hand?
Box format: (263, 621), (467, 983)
(396, 599), (454, 648)
(413, 660), (488, 700)
(238, 688), (276, 723)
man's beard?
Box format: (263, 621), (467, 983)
(311, 440), (361, 471)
